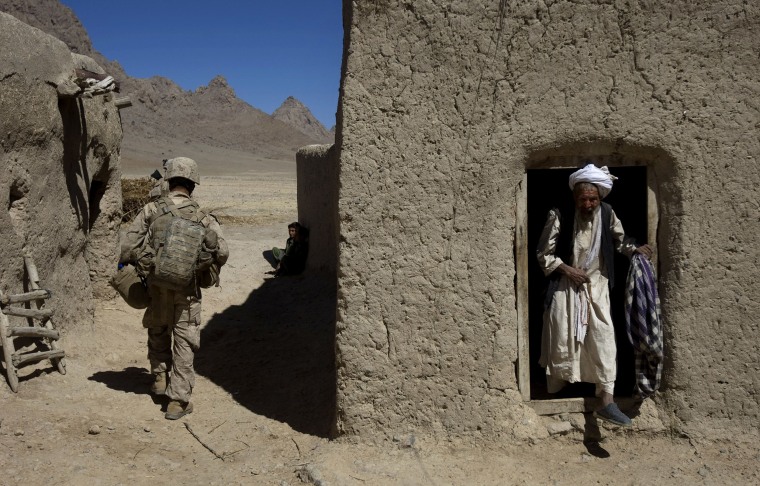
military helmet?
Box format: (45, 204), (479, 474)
(164, 157), (200, 184)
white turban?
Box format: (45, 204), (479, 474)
(568, 164), (618, 199)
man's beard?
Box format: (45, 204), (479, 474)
(577, 207), (596, 222)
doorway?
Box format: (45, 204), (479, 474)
(519, 165), (650, 406)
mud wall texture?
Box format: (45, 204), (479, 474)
(0, 12), (123, 331)
(297, 144), (339, 276)
(336, 0), (759, 440)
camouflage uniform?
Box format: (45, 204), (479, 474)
(121, 190), (228, 403)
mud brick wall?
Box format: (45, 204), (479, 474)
(1, 12), (123, 332)
(335, 0), (760, 440)
(297, 144), (339, 276)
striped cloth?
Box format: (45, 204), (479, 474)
(624, 253), (664, 398)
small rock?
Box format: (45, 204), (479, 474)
(698, 466), (710, 477)
(88, 425), (101, 435)
(547, 421), (573, 436)
(144, 426), (151, 433)
(580, 453), (592, 463)
(14, 430), (24, 437)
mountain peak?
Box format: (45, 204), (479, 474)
(273, 96), (332, 143)
(195, 75), (236, 102)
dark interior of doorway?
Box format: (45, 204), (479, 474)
(527, 166), (648, 400)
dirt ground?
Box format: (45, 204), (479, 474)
(1, 174), (758, 485)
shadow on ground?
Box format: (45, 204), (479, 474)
(89, 366), (151, 395)
(196, 272), (337, 438)
(89, 366), (170, 407)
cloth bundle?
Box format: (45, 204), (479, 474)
(624, 253), (664, 398)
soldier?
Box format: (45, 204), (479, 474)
(120, 157), (229, 419)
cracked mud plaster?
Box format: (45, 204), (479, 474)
(335, 0), (760, 441)
(0, 12), (123, 331)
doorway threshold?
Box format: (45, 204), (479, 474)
(528, 397), (639, 415)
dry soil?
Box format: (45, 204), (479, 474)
(1, 169), (758, 486)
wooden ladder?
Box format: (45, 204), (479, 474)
(0, 256), (66, 392)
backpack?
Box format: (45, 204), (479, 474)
(147, 197), (207, 290)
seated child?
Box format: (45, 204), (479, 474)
(268, 222), (308, 276)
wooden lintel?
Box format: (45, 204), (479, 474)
(8, 327), (59, 340)
(12, 350), (65, 368)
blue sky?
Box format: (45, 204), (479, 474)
(61, 1), (343, 128)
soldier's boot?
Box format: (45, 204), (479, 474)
(165, 400), (193, 420)
(150, 372), (168, 396)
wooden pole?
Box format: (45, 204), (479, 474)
(0, 312), (18, 392)
(8, 327), (59, 340)
(2, 307), (53, 320)
(0, 289), (51, 306)
(114, 97), (133, 109)
(12, 350), (65, 368)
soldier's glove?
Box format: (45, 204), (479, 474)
(203, 230), (219, 251)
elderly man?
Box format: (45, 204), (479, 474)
(536, 164), (652, 426)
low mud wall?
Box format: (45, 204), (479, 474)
(297, 144), (339, 276)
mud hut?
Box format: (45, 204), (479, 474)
(298, 1), (760, 440)
(0, 12), (123, 331)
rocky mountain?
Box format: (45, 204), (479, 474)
(0, 0), (93, 55)
(0, 0), (332, 171)
(273, 96), (333, 143)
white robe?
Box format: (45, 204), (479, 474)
(536, 206), (637, 391)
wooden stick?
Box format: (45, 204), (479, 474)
(24, 257), (40, 288)
(207, 421), (226, 435)
(8, 327), (59, 340)
(0, 290), (50, 306)
(184, 423), (225, 461)
(44, 319), (66, 375)
(2, 307), (52, 320)
(0, 312), (18, 392)
(223, 447), (247, 459)
(114, 97), (133, 109)
(291, 437), (301, 457)
(12, 350), (65, 368)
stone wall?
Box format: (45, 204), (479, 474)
(0, 12), (123, 331)
(335, 0), (760, 440)
(297, 144), (339, 276)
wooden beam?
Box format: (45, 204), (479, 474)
(8, 327), (59, 340)
(12, 350), (65, 368)
(515, 173), (531, 401)
(24, 256), (41, 287)
(2, 307), (53, 320)
(0, 289), (51, 306)
(529, 397), (639, 415)
(114, 97), (132, 109)
(0, 312), (18, 392)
